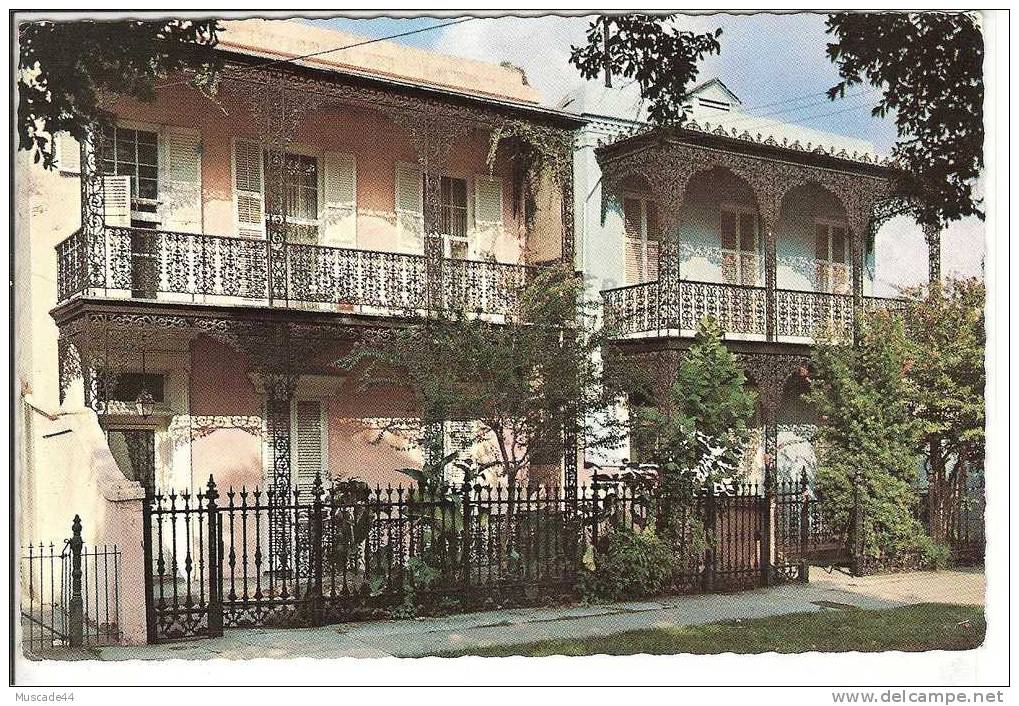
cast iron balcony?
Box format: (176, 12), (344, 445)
(601, 279), (906, 344)
(56, 226), (536, 319)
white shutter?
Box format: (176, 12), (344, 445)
(55, 133), (81, 174)
(102, 176), (131, 227)
(472, 176), (503, 258)
(293, 401), (326, 495)
(159, 127), (202, 233)
(322, 151), (356, 247)
(395, 163), (423, 253)
(625, 238), (643, 284)
(233, 139), (265, 238)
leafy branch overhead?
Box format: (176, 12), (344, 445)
(569, 14), (723, 126)
(18, 19), (221, 168)
(826, 12), (984, 227)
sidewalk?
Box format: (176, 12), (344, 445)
(98, 567), (984, 660)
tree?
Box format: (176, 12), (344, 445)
(806, 310), (939, 562)
(826, 12), (984, 229)
(569, 14), (722, 126)
(341, 267), (636, 498)
(899, 278), (985, 543)
(632, 318), (757, 489)
(18, 19), (221, 168)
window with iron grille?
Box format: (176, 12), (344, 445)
(101, 126), (159, 226)
(265, 151), (320, 242)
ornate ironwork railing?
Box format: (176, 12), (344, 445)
(55, 227), (535, 318)
(602, 279), (903, 343)
(775, 288), (854, 340)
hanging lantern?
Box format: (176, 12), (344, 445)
(135, 387), (155, 419)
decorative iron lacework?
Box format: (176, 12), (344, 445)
(167, 415), (267, 442)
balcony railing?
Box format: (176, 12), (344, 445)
(56, 227), (535, 318)
(602, 279), (906, 343)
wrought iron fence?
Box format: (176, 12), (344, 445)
(54, 227), (535, 318)
(144, 475), (792, 643)
(774, 475), (850, 570)
(19, 516), (121, 655)
(916, 476), (985, 564)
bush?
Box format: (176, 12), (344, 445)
(580, 527), (673, 602)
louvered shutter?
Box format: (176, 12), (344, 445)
(322, 151), (356, 247)
(293, 401), (325, 495)
(395, 163), (424, 253)
(831, 226), (850, 294)
(739, 213), (758, 286)
(815, 222), (831, 293)
(55, 133), (81, 174)
(720, 209), (739, 285)
(646, 240), (660, 282)
(159, 127), (202, 233)
(625, 238), (643, 284)
(102, 176), (131, 226)
(472, 176), (503, 257)
(233, 139), (265, 238)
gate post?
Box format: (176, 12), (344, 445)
(760, 461), (775, 587)
(702, 484), (716, 593)
(141, 496), (157, 644)
(205, 476), (224, 637)
(309, 474), (325, 627)
(799, 469), (810, 582)
(68, 515), (84, 648)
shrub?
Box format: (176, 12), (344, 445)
(580, 526), (673, 602)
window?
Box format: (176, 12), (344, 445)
(720, 206), (759, 286)
(815, 221), (850, 294)
(265, 151), (320, 242)
(101, 126), (159, 226)
(437, 176), (469, 259)
(623, 197), (659, 284)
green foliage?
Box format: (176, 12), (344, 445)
(806, 310), (934, 562)
(580, 526), (673, 602)
(900, 278), (986, 470)
(569, 15), (722, 127)
(18, 19), (221, 168)
(632, 318), (757, 487)
(826, 12), (984, 227)
(342, 266), (638, 489)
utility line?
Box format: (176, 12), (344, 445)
(157, 16), (474, 90)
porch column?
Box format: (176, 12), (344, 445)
(850, 229), (864, 344)
(80, 124), (106, 290)
(762, 217), (778, 342)
(924, 223), (942, 285)
(264, 370), (297, 573)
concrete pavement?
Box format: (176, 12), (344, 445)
(97, 567), (984, 660)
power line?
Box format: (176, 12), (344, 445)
(156, 16), (475, 91)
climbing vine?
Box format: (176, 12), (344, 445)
(487, 119), (574, 226)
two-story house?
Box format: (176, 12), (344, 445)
(567, 78), (912, 485)
(20, 19), (581, 547)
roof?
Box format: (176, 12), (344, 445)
(217, 19), (544, 108)
(560, 76), (887, 166)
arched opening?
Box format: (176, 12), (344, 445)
(775, 183), (851, 294)
(676, 166), (763, 286)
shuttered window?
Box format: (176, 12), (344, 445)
(624, 198), (659, 284)
(322, 151), (356, 247)
(101, 126), (160, 227)
(815, 221), (850, 294)
(438, 176), (469, 258)
(292, 400), (326, 495)
(720, 206), (759, 286)
(233, 139), (265, 238)
(159, 128), (202, 233)
(473, 176), (503, 259)
(395, 163), (424, 252)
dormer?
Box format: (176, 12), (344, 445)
(687, 78), (742, 113)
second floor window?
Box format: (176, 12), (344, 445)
(815, 221), (850, 294)
(438, 176), (469, 259)
(266, 151), (320, 242)
(720, 206), (759, 286)
(101, 126), (159, 226)
(624, 197), (659, 284)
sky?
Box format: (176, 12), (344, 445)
(302, 12), (984, 289)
